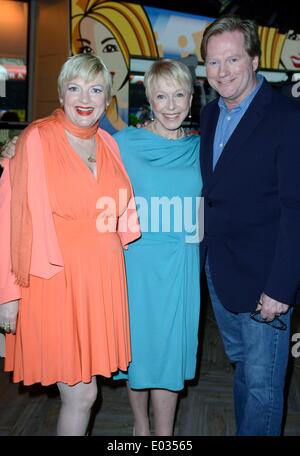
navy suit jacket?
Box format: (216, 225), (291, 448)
(200, 80), (300, 312)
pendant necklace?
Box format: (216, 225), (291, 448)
(87, 153), (97, 163)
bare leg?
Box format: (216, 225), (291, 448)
(151, 389), (178, 436)
(127, 383), (150, 436)
(56, 377), (98, 436)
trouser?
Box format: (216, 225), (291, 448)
(205, 261), (291, 436)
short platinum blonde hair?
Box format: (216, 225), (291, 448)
(144, 59), (194, 101)
(57, 53), (112, 102)
(201, 15), (261, 62)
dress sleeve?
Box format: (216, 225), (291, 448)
(0, 159), (21, 304)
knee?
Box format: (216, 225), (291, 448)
(59, 381), (98, 412)
(81, 384), (98, 410)
(243, 362), (272, 400)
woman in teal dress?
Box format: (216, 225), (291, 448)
(114, 60), (202, 436)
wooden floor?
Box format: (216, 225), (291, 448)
(1, 293), (300, 436)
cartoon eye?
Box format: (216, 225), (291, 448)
(103, 44), (118, 53)
(79, 45), (93, 54)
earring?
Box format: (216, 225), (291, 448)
(188, 109), (192, 119)
(149, 106), (154, 121)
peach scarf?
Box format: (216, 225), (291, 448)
(10, 109), (99, 287)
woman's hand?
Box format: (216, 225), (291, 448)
(1, 136), (18, 159)
(0, 300), (19, 334)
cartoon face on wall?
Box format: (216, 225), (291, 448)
(280, 31), (300, 70)
(71, 0), (159, 133)
(79, 17), (128, 101)
(258, 25), (300, 71)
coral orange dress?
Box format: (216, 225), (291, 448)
(4, 113), (139, 386)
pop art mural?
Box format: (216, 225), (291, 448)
(259, 27), (300, 70)
(71, 1), (300, 133)
(71, 1), (159, 133)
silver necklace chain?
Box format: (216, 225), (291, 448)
(150, 120), (185, 140)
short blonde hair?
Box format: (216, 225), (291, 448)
(57, 53), (112, 102)
(144, 59), (194, 101)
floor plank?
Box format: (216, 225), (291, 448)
(1, 298), (300, 436)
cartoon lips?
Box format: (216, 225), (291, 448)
(291, 55), (300, 68)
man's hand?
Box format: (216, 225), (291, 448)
(256, 293), (289, 322)
(0, 300), (19, 334)
(136, 120), (151, 129)
(1, 136), (18, 159)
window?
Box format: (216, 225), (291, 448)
(0, 0), (29, 147)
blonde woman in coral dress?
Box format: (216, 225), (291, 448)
(0, 54), (140, 435)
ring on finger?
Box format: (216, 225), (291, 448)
(0, 322), (11, 333)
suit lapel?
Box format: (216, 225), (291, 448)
(201, 101), (219, 191)
(205, 81), (272, 194)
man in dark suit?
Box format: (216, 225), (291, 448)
(200, 15), (300, 435)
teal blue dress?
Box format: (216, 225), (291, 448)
(114, 126), (202, 391)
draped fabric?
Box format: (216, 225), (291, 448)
(114, 127), (202, 390)
(9, 108), (98, 287)
(5, 113), (140, 385)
